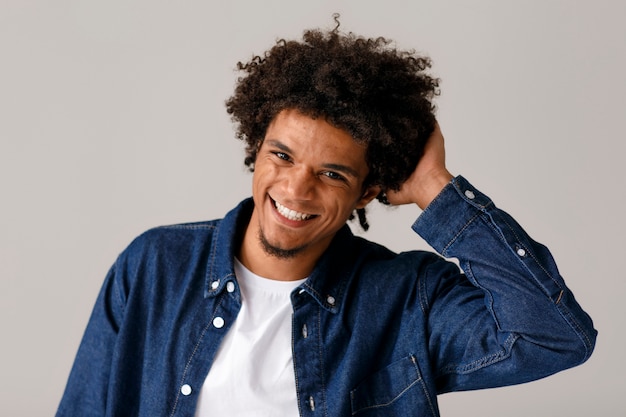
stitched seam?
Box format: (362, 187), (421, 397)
(554, 301), (594, 362)
(351, 355), (435, 416)
(440, 211), (481, 256)
(352, 357), (426, 417)
(351, 379), (420, 415)
(487, 214), (590, 355)
(417, 268), (428, 315)
(498, 215), (562, 291)
(291, 314), (304, 417)
(168, 294), (224, 417)
(437, 332), (518, 376)
(414, 355), (437, 417)
(317, 306), (329, 417)
(206, 224), (220, 295)
(303, 284), (336, 313)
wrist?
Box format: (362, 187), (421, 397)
(415, 169), (453, 210)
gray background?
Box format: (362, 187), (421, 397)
(1, 1), (624, 415)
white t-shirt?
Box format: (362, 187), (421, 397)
(194, 258), (306, 416)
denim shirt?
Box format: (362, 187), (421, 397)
(56, 176), (596, 416)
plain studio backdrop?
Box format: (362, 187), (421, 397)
(1, 1), (624, 415)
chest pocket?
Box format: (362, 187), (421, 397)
(349, 354), (437, 416)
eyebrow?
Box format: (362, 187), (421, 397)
(265, 139), (360, 178)
(266, 140), (292, 154)
(321, 163), (359, 178)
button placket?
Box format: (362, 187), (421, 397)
(292, 300), (325, 415)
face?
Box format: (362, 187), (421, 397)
(248, 109), (379, 261)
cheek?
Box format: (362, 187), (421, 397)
(255, 160), (278, 178)
(252, 164), (271, 186)
(330, 196), (360, 219)
(251, 172), (267, 200)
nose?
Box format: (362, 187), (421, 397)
(285, 166), (316, 200)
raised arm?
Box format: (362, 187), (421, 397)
(389, 123), (596, 391)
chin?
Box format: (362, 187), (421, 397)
(258, 230), (306, 259)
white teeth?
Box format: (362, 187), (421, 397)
(274, 200), (313, 221)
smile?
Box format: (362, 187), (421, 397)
(274, 199), (315, 221)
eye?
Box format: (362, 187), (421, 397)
(322, 171), (346, 182)
(272, 151), (291, 162)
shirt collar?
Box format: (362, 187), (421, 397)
(204, 198), (253, 298)
(205, 198), (359, 314)
(299, 225), (356, 314)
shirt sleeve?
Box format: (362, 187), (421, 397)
(55, 261), (125, 416)
(412, 176), (596, 393)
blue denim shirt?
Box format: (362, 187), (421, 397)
(57, 176), (596, 416)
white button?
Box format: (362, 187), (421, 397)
(181, 384), (192, 396)
(211, 280), (219, 290)
(326, 295), (336, 306)
(309, 396), (316, 411)
(517, 248), (526, 257)
(226, 281), (235, 293)
(302, 324), (308, 339)
(464, 190), (475, 199)
(213, 317), (225, 328)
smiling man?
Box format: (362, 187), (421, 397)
(57, 19), (596, 417)
(241, 109), (380, 281)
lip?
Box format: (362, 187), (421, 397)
(269, 196), (318, 226)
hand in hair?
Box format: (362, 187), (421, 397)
(385, 122), (453, 210)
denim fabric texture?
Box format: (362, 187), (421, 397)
(56, 176), (596, 416)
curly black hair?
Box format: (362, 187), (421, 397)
(226, 15), (440, 230)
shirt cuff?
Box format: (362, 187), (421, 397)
(412, 176), (493, 256)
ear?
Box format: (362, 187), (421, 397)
(355, 185), (381, 209)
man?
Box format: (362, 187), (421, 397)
(57, 20), (596, 416)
